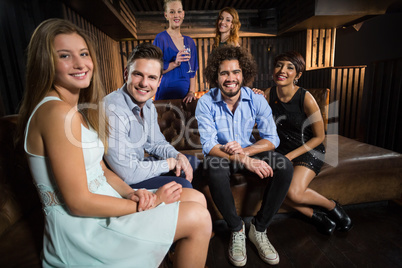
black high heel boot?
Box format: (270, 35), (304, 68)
(327, 200), (353, 231)
(311, 209), (336, 235)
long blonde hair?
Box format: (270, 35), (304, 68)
(213, 7), (241, 49)
(16, 18), (109, 150)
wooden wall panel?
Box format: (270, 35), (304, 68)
(306, 28), (336, 70)
(300, 66), (366, 139)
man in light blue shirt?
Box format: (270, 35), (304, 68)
(104, 43), (198, 189)
(195, 46), (293, 266)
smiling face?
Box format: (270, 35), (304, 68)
(164, 1), (184, 28)
(217, 60), (243, 99)
(218, 11), (234, 35)
(125, 58), (162, 109)
(273, 60), (302, 87)
(53, 33), (93, 92)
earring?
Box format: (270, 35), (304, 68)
(294, 79), (298, 85)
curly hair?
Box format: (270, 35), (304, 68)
(274, 51), (306, 74)
(204, 46), (257, 88)
(213, 7), (241, 48)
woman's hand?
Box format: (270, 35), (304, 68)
(128, 189), (157, 212)
(174, 49), (190, 66)
(284, 153), (293, 161)
(154, 181), (182, 206)
(183, 91), (197, 103)
(252, 88), (265, 96)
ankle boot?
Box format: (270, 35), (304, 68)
(311, 210), (336, 235)
(327, 201), (353, 231)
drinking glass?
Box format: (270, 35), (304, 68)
(184, 45), (194, 73)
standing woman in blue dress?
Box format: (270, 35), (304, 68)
(153, 0), (198, 103)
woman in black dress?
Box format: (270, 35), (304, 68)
(266, 51), (352, 234)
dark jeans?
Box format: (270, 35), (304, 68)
(205, 151), (293, 232)
(130, 154), (200, 189)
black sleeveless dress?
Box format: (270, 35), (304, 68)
(269, 87), (325, 175)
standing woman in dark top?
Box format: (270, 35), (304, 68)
(212, 7), (241, 49)
(266, 51), (352, 235)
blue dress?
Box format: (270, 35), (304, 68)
(153, 31), (198, 100)
(24, 97), (179, 267)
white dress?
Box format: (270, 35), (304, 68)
(24, 96), (179, 267)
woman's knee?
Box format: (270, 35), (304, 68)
(287, 186), (304, 204)
(179, 202), (212, 235)
(181, 188), (207, 208)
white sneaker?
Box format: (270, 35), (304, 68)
(248, 222), (279, 265)
(228, 222), (247, 267)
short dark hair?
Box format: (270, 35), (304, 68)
(204, 46), (257, 88)
(127, 42), (164, 76)
(274, 51), (306, 74)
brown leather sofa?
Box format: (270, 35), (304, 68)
(0, 115), (43, 267)
(0, 88), (401, 266)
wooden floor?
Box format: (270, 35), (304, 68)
(205, 201), (402, 268)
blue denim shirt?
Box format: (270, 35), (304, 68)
(104, 85), (179, 185)
(195, 87), (280, 155)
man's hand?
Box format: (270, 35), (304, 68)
(221, 141), (248, 155)
(242, 155), (273, 179)
(129, 189), (157, 212)
(174, 154), (193, 182)
(155, 181), (182, 205)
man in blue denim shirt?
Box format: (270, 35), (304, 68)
(104, 43), (198, 189)
(195, 46), (293, 267)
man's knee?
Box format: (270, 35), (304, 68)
(177, 177), (193, 188)
(204, 156), (230, 171)
(272, 153), (293, 184)
(258, 151), (293, 182)
(204, 156), (231, 183)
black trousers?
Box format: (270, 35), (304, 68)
(205, 151), (293, 232)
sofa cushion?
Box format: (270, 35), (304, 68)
(154, 100), (202, 151)
(310, 134), (402, 205)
